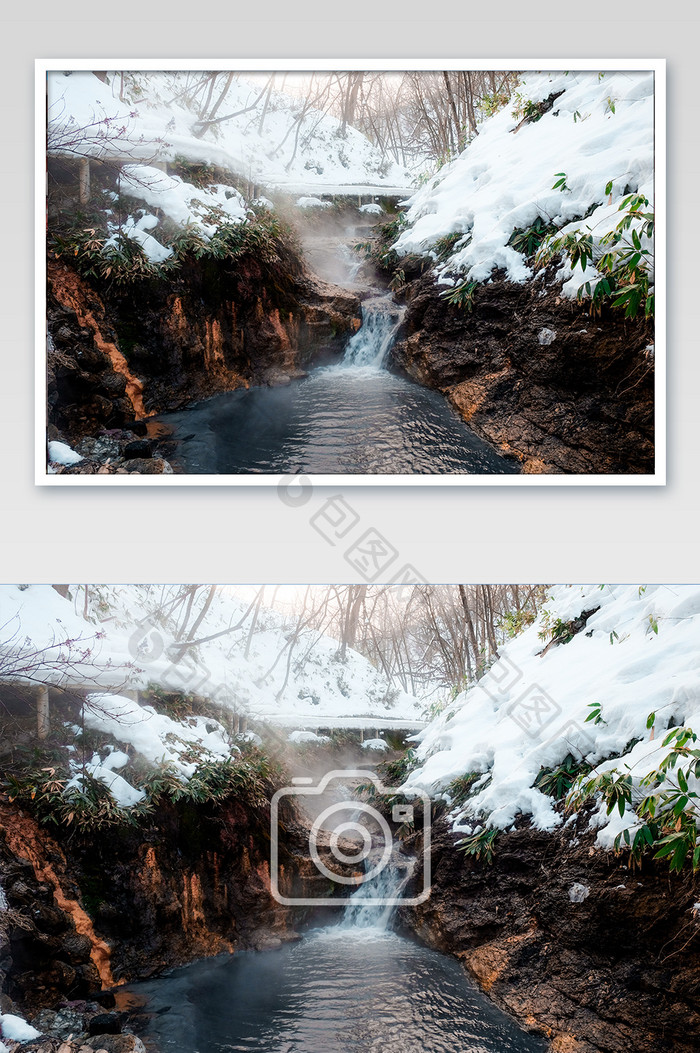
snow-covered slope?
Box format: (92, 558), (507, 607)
(393, 70), (654, 299)
(0, 585), (423, 728)
(47, 71), (413, 196)
(403, 585), (700, 848)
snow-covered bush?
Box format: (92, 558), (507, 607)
(392, 70), (655, 317)
(402, 586), (700, 871)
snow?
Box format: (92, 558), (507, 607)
(296, 196), (332, 209)
(0, 1014), (42, 1041)
(47, 71), (413, 198)
(393, 71), (654, 298)
(359, 203), (384, 215)
(47, 440), (83, 466)
(104, 214), (174, 263)
(362, 738), (389, 751)
(288, 729), (330, 744)
(0, 585), (425, 730)
(568, 882), (590, 903)
(538, 328), (557, 346)
(403, 586), (700, 849)
(67, 762), (146, 808)
(84, 693), (232, 776)
(119, 165), (248, 234)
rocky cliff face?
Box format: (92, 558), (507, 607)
(399, 816), (700, 1053)
(0, 794), (327, 1018)
(392, 271), (654, 474)
(47, 248), (361, 444)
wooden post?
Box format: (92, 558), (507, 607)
(79, 159), (91, 203)
(36, 685), (50, 740)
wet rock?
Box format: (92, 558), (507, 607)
(97, 374), (127, 398)
(122, 440), (151, 460)
(30, 1006), (87, 1039)
(74, 438), (121, 462)
(83, 1035), (146, 1052)
(121, 458), (171, 474)
(402, 817), (700, 1053)
(86, 1014), (124, 1036)
(122, 421), (147, 437)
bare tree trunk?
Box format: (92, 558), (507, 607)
(36, 685), (50, 740)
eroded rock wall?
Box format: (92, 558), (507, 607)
(392, 272), (654, 474)
(400, 819), (700, 1053)
(47, 252), (361, 442)
(0, 795), (319, 1016)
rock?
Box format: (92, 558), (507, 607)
(31, 1005), (87, 1039)
(122, 440), (151, 460)
(31, 1008), (58, 1033)
(393, 271), (654, 474)
(86, 1015), (124, 1037)
(98, 373), (127, 398)
(122, 458), (169, 474)
(268, 373), (291, 387)
(74, 437), (122, 462)
(84, 1035), (146, 1053)
(89, 995), (116, 1011)
(60, 935), (93, 965)
(122, 421), (148, 437)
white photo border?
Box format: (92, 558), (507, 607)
(35, 58), (666, 487)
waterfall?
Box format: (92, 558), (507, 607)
(341, 851), (415, 931)
(0, 883), (7, 911)
(343, 296), (405, 369)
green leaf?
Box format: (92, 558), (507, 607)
(647, 712), (656, 729)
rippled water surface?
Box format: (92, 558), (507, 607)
(129, 928), (545, 1053)
(156, 365), (519, 475)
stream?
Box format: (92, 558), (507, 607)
(125, 777), (545, 1053)
(154, 297), (518, 476)
(128, 927), (546, 1053)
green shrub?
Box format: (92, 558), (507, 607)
(567, 726), (700, 873)
(440, 278), (477, 312)
(534, 754), (591, 800)
(508, 216), (556, 256)
(458, 827), (498, 863)
(537, 192), (654, 319)
(447, 771), (483, 806)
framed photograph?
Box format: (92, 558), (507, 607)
(37, 60), (665, 485)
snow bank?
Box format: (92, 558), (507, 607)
(84, 693), (231, 775)
(0, 585), (424, 729)
(47, 71), (412, 197)
(362, 737), (389, 751)
(296, 196), (332, 209)
(47, 440), (83, 466)
(0, 1014), (41, 1041)
(119, 165), (247, 234)
(393, 71), (654, 296)
(288, 729), (330, 745)
(403, 585), (700, 847)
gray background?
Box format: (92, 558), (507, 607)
(3, 2), (694, 583)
